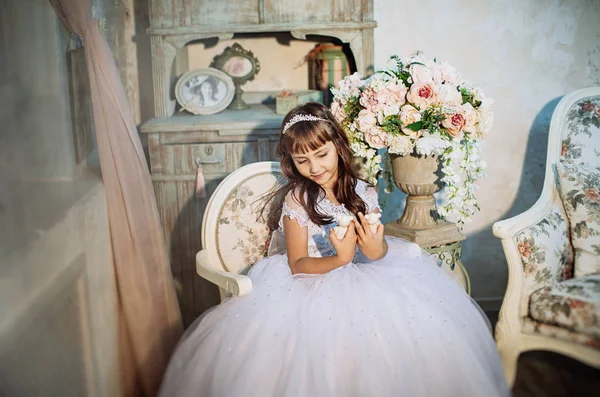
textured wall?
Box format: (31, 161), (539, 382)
(188, 36), (316, 92)
(373, 0), (600, 304)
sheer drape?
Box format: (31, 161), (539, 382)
(49, 1), (183, 395)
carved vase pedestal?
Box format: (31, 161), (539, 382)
(383, 152), (471, 293)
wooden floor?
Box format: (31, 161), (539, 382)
(513, 351), (600, 397)
(485, 311), (600, 396)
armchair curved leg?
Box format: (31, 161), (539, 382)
(497, 339), (520, 388)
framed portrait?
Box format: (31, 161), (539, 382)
(210, 43), (260, 109)
(175, 68), (235, 115)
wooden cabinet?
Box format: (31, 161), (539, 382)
(144, 0), (375, 325)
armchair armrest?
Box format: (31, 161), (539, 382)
(493, 188), (560, 240)
(493, 186), (572, 318)
(196, 250), (253, 297)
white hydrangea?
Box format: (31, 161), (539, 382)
(415, 136), (448, 156)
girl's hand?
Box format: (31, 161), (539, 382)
(329, 222), (357, 265)
(354, 212), (387, 261)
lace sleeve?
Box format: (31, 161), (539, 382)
(358, 180), (381, 213)
(281, 190), (310, 228)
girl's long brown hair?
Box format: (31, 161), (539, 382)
(266, 102), (367, 229)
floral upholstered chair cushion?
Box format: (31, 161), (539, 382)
(556, 163), (600, 278)
(515, 206), (574, 316)
(559, 97), (600, 165)
(529, 274), (600, 339)
(214, 172), (285, 275)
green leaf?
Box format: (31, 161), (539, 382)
(406, 121), (424, 131)
(592, 117), (600, 129)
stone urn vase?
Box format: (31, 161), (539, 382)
(385, 151), (464, 246)
(390, 152), (443, 229)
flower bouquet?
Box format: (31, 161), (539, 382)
(331, 51), (493, 226)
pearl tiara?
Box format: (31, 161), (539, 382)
(282, 114), (327, 134)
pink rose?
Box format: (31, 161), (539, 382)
(357, 109), (378, 132)
(359, 88), (379, 113)
(407, 82), (437, 110)
(399, 105), (423, 138)
(364, 126), (388, 149)
(375, 81), (408, 108)
(584, 188), (600, 202)
(581, 102), (595, 112)
(330, 100), (346, 123)
(442, 107), (466, 138)
(461, 103), (479, 135)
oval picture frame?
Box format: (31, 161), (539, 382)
(175, 68), (235, 115)
(210, 43), (260, 86)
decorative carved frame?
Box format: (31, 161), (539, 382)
(174, 68), (235, 115)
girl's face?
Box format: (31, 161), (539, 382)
(291, 141), (339, 190)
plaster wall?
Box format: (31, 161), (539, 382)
(374, 0), (600, 303)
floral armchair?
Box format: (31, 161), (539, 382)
(196, 162), (284, 301)
(493, 87), (600, 385)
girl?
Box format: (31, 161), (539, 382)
(159, 102), (510, 397)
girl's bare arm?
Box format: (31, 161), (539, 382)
(284, 216), (357, 274)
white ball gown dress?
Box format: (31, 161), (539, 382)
(159, 181), (510, 397)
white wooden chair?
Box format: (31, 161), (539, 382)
(493, 87), (600, 385)
(196, 161), (284, 301)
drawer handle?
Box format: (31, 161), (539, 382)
(195, 157), (221, 165)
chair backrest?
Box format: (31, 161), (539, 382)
(201, 161), (285, 275)
(544, 87), (600, 190)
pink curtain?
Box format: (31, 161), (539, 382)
(49, 1), (183, 395)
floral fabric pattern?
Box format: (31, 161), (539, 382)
(556, 163), (600, 277)
(216, 173), (280, 273)
(515, 204), (574, 316)
(516, 95), (600, 350)
(529, 274), (600, 338)
(523, 318), (600, 351)
(561, 96), (600, 165)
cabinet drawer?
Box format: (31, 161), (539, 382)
(162, 143), (227, 175)
(156, 140), (278, 176)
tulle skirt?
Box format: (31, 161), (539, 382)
(159, 237), (510, 397)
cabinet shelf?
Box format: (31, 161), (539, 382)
(141, 104), (284, 134)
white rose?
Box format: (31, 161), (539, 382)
(425, 59), (442, 83)
(438, 61), (458, 84)
(436, 83), (462, 105)
(382, 102), (401, 117)
(476, 108), (494, 136)
(409, 63), (433, 84)
(388, 134), (414, 155)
